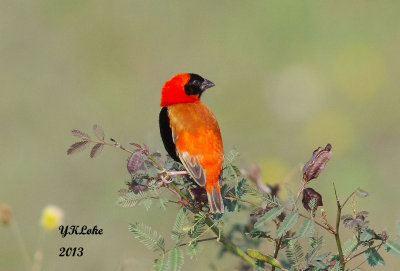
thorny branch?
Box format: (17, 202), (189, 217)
(333, 183), (345, 270)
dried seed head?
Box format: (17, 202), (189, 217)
(303, 143), (332, 183)
(302, 188), (323, 212)
(0, 204), (11, 225)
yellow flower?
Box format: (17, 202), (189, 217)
(40, 205), (64, 230)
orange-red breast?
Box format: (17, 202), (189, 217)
(159, 73), (224, 213)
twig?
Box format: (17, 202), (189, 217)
(349, 243), (383, 271)
(295, 180), (306, 204)
(204, 216), (255, 266)
(10, 219), (32, 268)
(225, 193), (259, 207)
(297, 213), (333, 233)
(90, 139), (134, 154)
(178, 237), (218, 247)
(333, 183), (345, 270)
(346, 242), (383, 263)
(342, 190), (357, 209)
(270, 237), (283, 271)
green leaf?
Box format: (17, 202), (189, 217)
(159, 198), (168, 210)
(235, 178), (248, 198)
(247, 249), (283, 269)
(355, 188), (369, 198)
(152, 257), (168, 271)
(365, 247), (385, 266)
(128, 223), (165, 253)
(225, 149), (239, 164)
(254, 208), (284, 229)
(246, 230), (271, 239)
(262, 193), (282, 207)
(310, 232), (323, 249)
(332, 261), (343, 271)
(143, 198), (153, 210)
(296, 219), (314, 238)
(275, 213), (299, 238)
(186, 242), (201, 259)
(311, 259), (329, 269)
(188, 213), (206, 239)
(285, 239), (304, 269)
(342, 238), (358, 257)
(118, 191), (148, 208)
(384, 240), (400, 257)
(171, 209), (187, 243)
(360, 229), (374, 242)
(254, 260), (265, 271)
(167, 247), (184, 271)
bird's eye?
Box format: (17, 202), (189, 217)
(192, 80), (200, 86)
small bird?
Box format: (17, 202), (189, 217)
(159, 73), (224, 213)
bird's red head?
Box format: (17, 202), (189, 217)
(160, 73), (215, 106)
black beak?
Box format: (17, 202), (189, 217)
(200, 78), (215, 91)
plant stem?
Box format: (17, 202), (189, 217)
(295, 180), (306, 204)
(349, 243), (383, 271)
(10, 219), (32, 268)
(178, 237), (218, 247)
(346, 242), (383, 263)
(271, 237), (283, 271)
(342, 190), (356, 208)
(297, 212), (333, 233)
(204, 216), (255, 267)
(226, 193), (259, 207)
(333, 183), (345, 270)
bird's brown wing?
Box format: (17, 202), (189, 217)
(177, 152), (206, 187)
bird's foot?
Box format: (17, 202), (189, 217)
(156, 170), (188, 187)
(157, 170), (188, 177)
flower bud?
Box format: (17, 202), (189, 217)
(302, 144), (332, 183)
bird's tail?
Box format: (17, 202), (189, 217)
(207, 186), (224, 213)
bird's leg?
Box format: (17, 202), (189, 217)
(157, 169), (188, 178)
(155, 170), (188, 187)
(166, 170), (188, 176)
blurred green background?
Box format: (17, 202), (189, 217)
(1, 1), (400, 270)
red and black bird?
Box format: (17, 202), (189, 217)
(159, 73), (224, 213)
